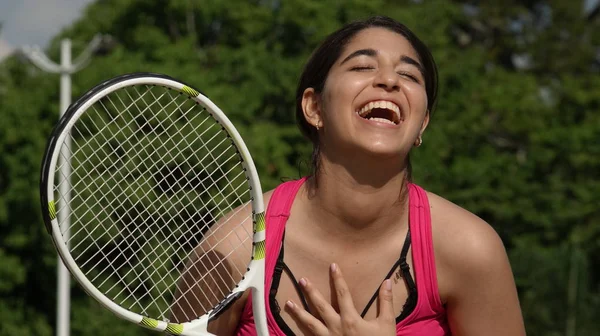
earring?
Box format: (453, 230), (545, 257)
(315, 122), (321, 131)
(415, 136), (422, 147)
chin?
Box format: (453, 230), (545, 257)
(359, 144), (405, 159)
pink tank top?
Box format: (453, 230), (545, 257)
(235, 178), (450, 335)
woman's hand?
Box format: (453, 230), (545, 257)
(284, 263), (396, 336)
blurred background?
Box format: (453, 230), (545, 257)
(0, 0), (598, 335)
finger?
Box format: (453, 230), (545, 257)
(299, 277), (341, 326)
(285, 299), (328, 336)
(376, 279), (395, 324)
(329, 263), (359, 318)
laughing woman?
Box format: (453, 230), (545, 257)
(179, 15), (527, 336)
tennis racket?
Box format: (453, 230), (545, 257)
(39, 73), (268, 335)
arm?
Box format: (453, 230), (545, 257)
(446, 225), (525, 335)
(171, 189), (274, 334)
(431, 195), (526, 335)
(170, 243), (250, 335)
(170, 204), (254, 335)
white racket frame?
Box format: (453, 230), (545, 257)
(41, 74), (268, 336)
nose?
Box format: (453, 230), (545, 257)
(374, 66), (400, 91)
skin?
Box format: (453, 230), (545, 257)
(174, 27), (526, 336)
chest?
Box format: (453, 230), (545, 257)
(270, 223), (414, 334)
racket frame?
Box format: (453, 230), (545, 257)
(40, 73), (268, 336)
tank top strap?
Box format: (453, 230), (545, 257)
(264, 177), (307, 287)
(407, 183), (444, 314)
(240, 177), (307, 323)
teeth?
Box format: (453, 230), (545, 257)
(356, 100), (401, 123)
(369, 117), (396, 125)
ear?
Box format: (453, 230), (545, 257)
(419, 110), (430, 136)
(302, 88), (322, 129)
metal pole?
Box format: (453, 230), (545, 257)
(56, 38), (72, 336)
(19, 35), (104, 336)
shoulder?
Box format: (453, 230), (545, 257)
(215, 188), (276, 231)
(263, 188), (275, 208)
(427, 191), (506, 263)
(421, 192), (525, 334)
(262, 177), (308, 215)
(425, 191), (509, 300)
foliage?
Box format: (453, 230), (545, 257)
(0, 0), (598, 335)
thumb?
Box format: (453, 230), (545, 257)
(377, 279), (395, 323)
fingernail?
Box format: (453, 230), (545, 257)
(385, 279), (392, 291)
(286, 300), (295, 309)
(299, 278), (307, 287)
(330, 263), (337, 273)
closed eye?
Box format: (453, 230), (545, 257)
(397, 71), (421, 83)
(350, 66), (375, 71)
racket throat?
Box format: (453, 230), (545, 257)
(208, 291), (244, 321)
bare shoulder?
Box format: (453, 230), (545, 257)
(200, 189), (277, 285)
(207, 189), (275, 241)
(426, 191), (525, 335)
(263, 188), (275, 210)
(427, 191), (507, 274)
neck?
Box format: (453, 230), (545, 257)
(302, 149), (410, 243)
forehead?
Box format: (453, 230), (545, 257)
(339, 27), (419, 62)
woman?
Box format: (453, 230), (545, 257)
(201, 16), (525, 335)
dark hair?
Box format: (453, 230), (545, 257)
(295, 16), (439, 181)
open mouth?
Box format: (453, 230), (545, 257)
(356, 100), (402, 125)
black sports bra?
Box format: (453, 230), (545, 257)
(268, 228), (418, 335)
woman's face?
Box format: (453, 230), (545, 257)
(306, 27), (429, 159)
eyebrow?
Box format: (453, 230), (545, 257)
(400, 55), (426, 78)
(340, 48), (426, 78)
(340, 48), (378, 64)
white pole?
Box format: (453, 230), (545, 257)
(19, 35), (105, 336)
(56, 38), (73, 336)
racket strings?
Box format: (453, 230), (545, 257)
(54, 84), (255, 322)
(117, 173), (251, 314)
(64, 87), (164, 243)
(69, 89), (210, 252)
(173, 214), (253, 311)
(81, 137), (248, 311)
(68, 89), (178, 266)
(126, 88), (250, 314)
(72, 88), (199, 310)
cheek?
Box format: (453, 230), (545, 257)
(403, 83), (429, 113)
(322, 77), (368, 114)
